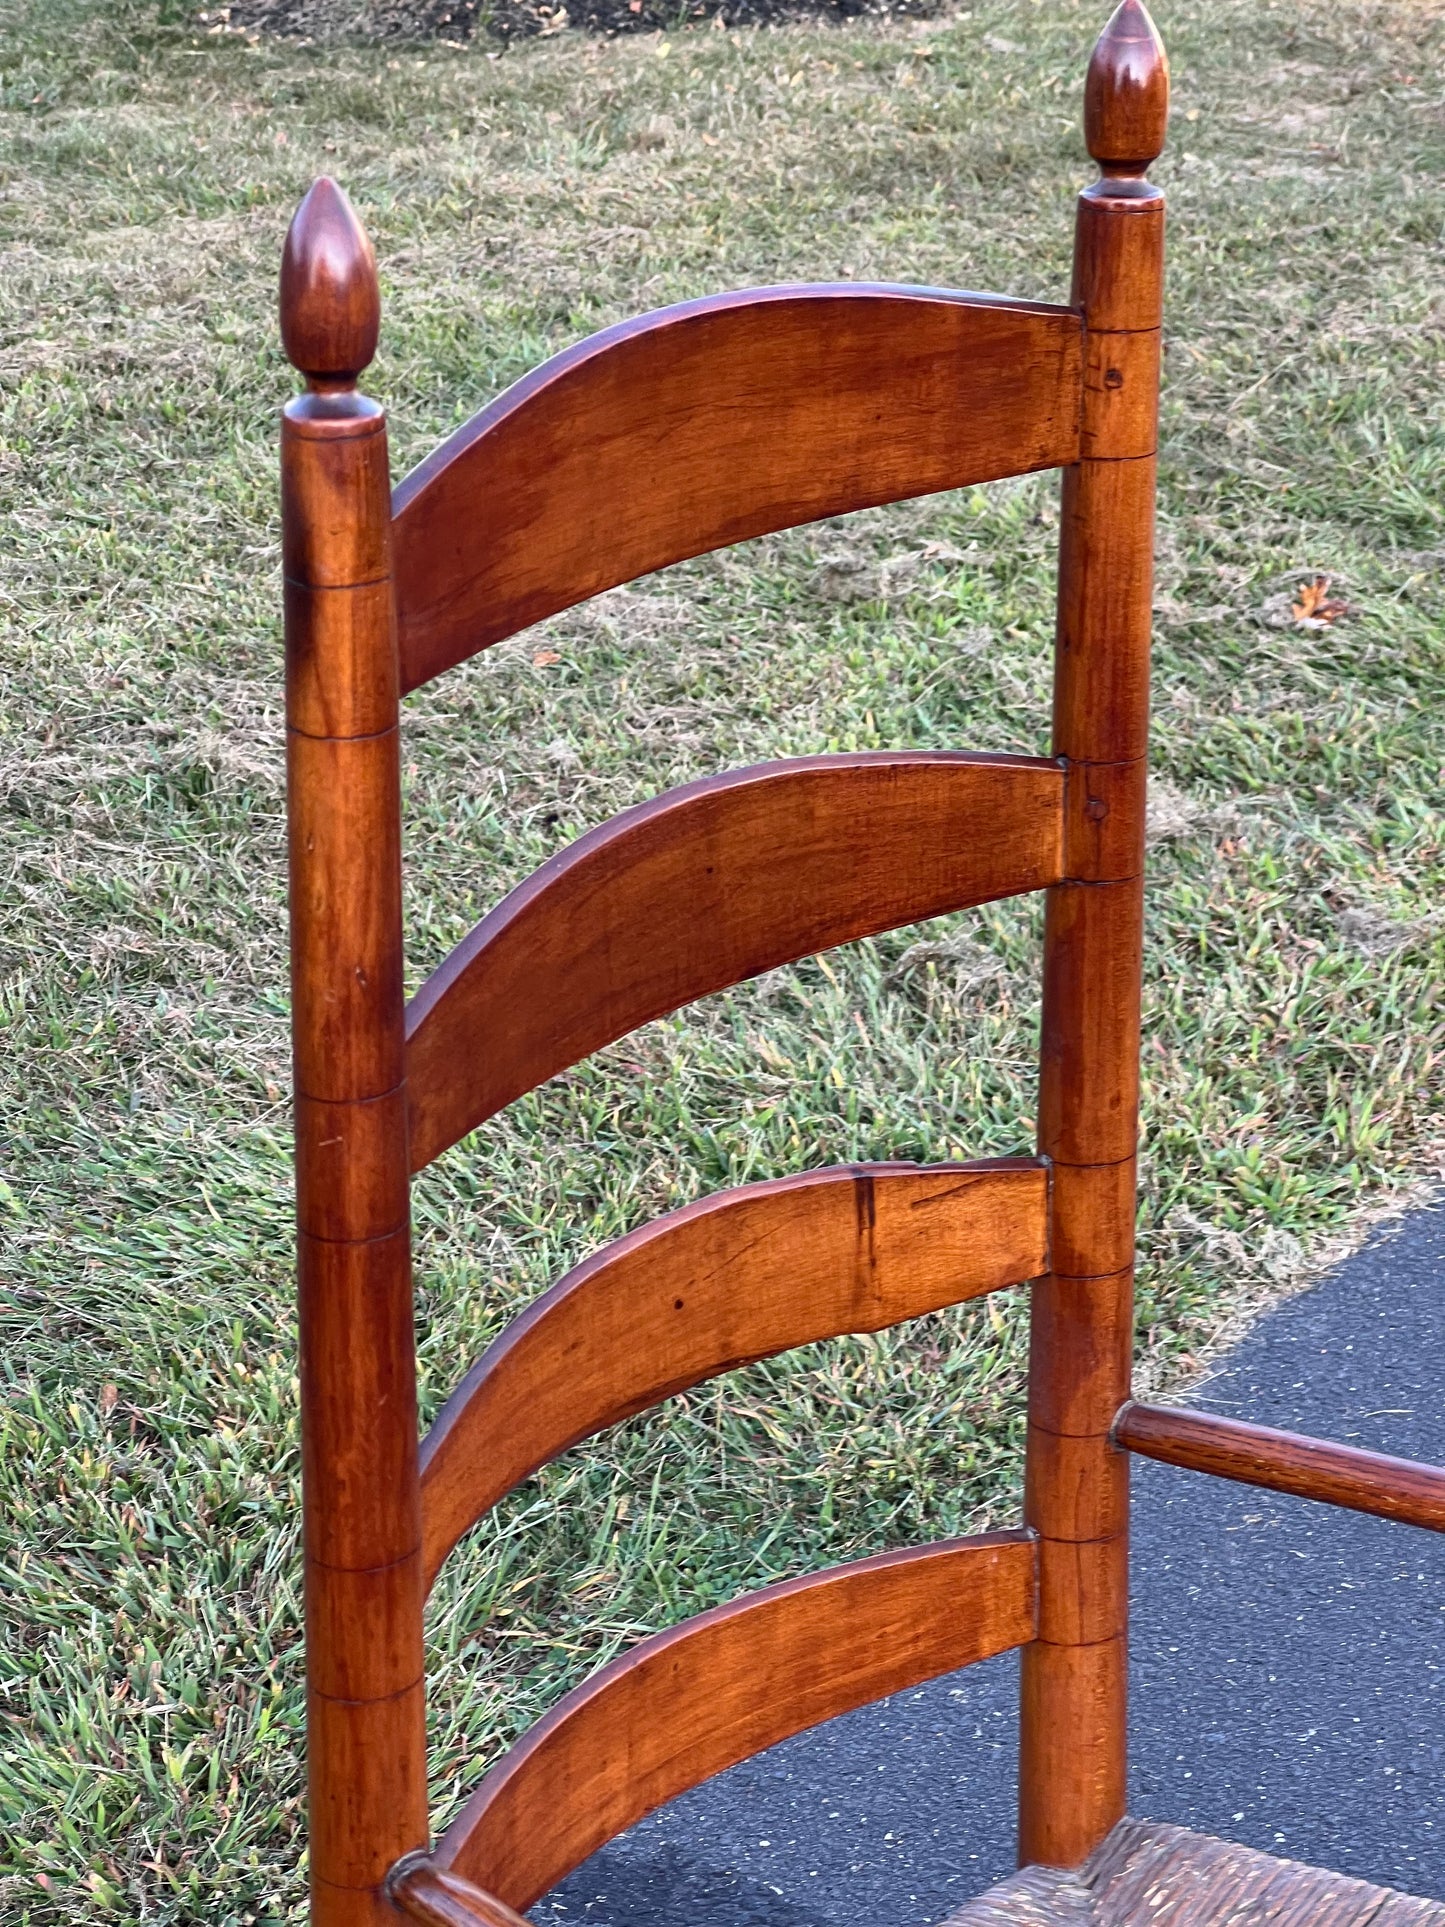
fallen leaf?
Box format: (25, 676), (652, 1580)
(532, 649), (561, 666)
(1291, 575), (1349, 624)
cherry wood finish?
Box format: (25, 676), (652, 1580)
(1114, 1401), (1445, 1535)
(280, 175), (381, 388)
(276, 10), (1184, 1922)
(432, 1533), (1038, 1910)
(392, 1866), (535, 1927)
(406, 752), (1063, 1170)
(282, 179), (428, 1927)
(390, 289), (1083, 690)
(1020, 0), (1167, 1872)
(420, 1158), (1047, 1588)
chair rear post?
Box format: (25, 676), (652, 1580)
(1019, 0), (1167, 1868)
(281, 179), (429, 1925)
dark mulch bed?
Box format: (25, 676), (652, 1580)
(218, 0), (937, 44)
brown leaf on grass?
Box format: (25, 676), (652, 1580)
(1291, 574), (1350, 624)
(532, 649), (561, 666)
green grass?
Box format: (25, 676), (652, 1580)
(2, 0), (1443, 1918)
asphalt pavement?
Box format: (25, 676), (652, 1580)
(536, 1200), (1445, 1927)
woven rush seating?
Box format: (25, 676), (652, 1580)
(948, 1821), (1445, 1927)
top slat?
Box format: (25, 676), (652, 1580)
(392, 285), (1082, 691)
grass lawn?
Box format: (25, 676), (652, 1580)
(1, 0), (1442, 1917)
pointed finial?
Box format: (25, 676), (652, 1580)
(1085, 0), (1169, 178)
(280, 177), (380, 389)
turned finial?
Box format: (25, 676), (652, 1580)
(280, 177), (380, 389)
(1084, 0), (1169, 178)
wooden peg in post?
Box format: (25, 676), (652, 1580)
(281, 179), (428, 1927)
(1019, 0), (1167, 1874)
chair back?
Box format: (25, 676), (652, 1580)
(279, 10), (1168, 1922)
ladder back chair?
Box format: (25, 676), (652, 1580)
(278, 7), (1445, 1924)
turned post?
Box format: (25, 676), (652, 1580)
(282, 178), (429, 1926)
(1018, 0), (1168, 1869)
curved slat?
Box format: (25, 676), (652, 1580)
(420, 1157), (1047, 1588)
(405, 751), (1064, 1170)
(433, 1530), (1038, 1908)
(391, 285), (1083, 690)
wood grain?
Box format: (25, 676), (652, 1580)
(294, 1087), (409, 1244)
(406, 751), (1063, 1170)
(1024, 1424), (1130, 1544)
(287, 730), (404, 1105)
(1071, 196), (1165, 336)
(1114, 1401), (1445, 1534)
(1079, 325), (1160, 463)
(1018, 1635), (1128, 1871)
(1034, 1534), (1128, 1647)
(1063, 757), (1147, 885)
(1048, 1159), (1136, 1281)
(298, 1230), (420, 1575)
(1037, 879), (1145, 1170)
(392, 1865), (534, 1927)
(433, 1533), (1038, 1909)
(306, 1681), (429, 1890)
(391, 287), (1083, 690)
(1083, 0), (1170, 180)
(280, 176), (381, 387)
(1052, 458), (1157, 769)
(420, 1158), (1047, 1588)
(1027, 1270), (1134, 1438)
(1022, 0), (1166, 1870)
(282, 178), (428, 1926)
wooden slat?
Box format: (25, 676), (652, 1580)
(1113, 1400), (1445, 1534)
(420, 1157), (1047, 1589)
(405, 751), (1064, 1171)
(391, 285), (1083, 690)
(432, 1531), (1038, 1909)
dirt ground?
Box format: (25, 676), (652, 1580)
(219, 0), (939, 45)
(218, 0), (940, 47)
